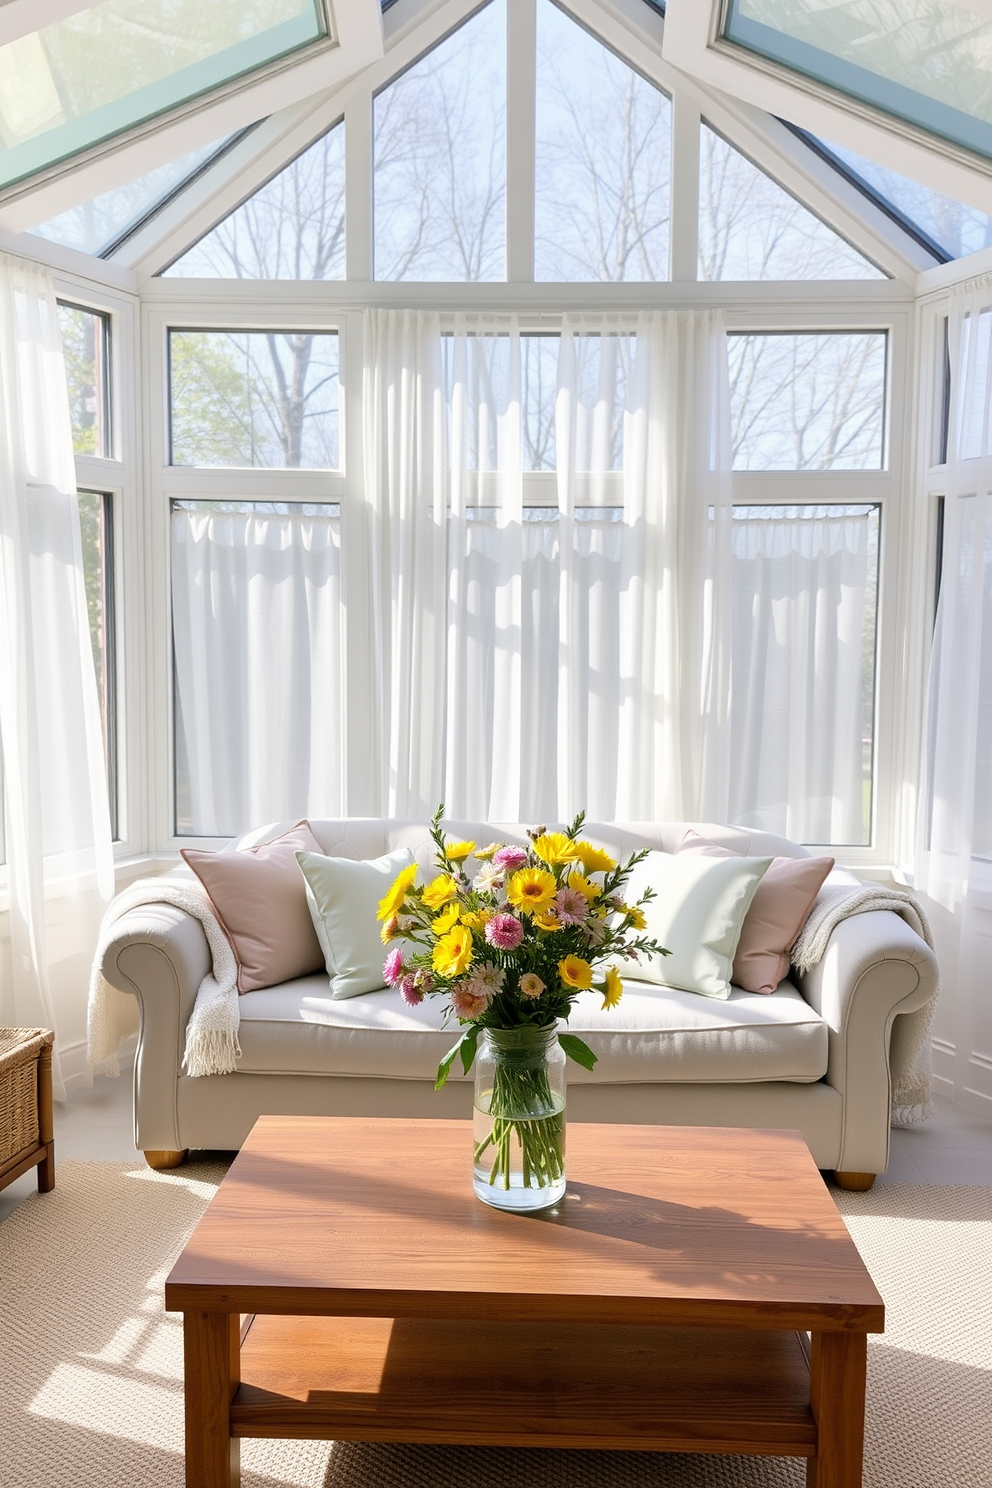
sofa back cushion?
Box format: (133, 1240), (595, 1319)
(677, 831), (834, 994)
(181, 821), (324, 993)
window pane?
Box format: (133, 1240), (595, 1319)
(729, 332), (887, 470)
(699, 125), (883, 281)
(957, 307), (992, 461)
(171, 500), (343, 836)
(724, 0), (992, 162)
(163, 123), (345, 279)
(815, 136), (992, 262)
(374, 1), (505, 281)
(30, 135), (235, 257)
(78, 490), (117, 836)
(535, 0), (671, 281)
(729, 504), (879, 846)
(0, 0), (325, 190)
(169, 330), (339, 468)
(58, 302), (110, 457)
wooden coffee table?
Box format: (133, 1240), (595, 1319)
(166, 1117), (883, 1488)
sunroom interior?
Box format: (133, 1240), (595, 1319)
(1, 0), (991, 1138)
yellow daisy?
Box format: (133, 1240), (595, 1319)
(506, 866), (557, 914)
(377, 864), (418, 921)
(567, 871), (602, 901)
(571, 840), (617, 875)
(433, 924), (473, 979)
(473, 842), (502, 861)
(625, 904), (647, 931)
(460, 909), (492, 933)
(431, 902), (460, 935)
(422, 873), (458, 910)
(531, 832), (582, 866)
(558, 954), (594, 990)
(533, 909), (562, 932)
(444, 839), (476, 862)
(601, 965), (623, 1010)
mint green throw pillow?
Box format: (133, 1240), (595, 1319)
(296, 846), (416, 1000)
(622, 851), (773, 1000)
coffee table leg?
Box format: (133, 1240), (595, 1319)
(806, 1331), (867, 1487)
(183, 1311), (241, 1488)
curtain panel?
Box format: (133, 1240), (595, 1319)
(0, 253), (114, 1096)
(363, 308), (734, 823)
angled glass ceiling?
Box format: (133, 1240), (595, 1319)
(723, 1), (992, 162)
(811, 135), (992, 262)
(0, 0), (325, 191)
(27, 134), (243, 257)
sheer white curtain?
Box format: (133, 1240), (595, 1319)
(916, 280), (992, 1109)
(0, 253), (114, 1097)
(729, 505), (877, 845)
(365, 308), (733, 823)
(363, 309), (447, 816)
(918, 281), (992, 908)
(171, 501), (344, 836)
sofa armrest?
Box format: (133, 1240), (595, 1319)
(795, 909), (938, 1174)
(100, 905), (211, 1153)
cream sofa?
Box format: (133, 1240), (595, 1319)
(98, 818), (939, 1187)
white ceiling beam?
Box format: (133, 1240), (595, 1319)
(0, 0), (382, 233)
(663, 0), (992, 217)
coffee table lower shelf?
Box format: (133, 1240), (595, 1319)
(232, 1314), (817, 1457)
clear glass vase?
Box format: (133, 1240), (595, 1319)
(472, 1025), (566, 1211)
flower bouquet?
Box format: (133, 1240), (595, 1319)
(378, 806), (670, 1209)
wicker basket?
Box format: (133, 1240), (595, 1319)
(0, 1028), (54, 1189)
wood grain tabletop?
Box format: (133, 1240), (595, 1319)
(165, 1116), (884, 1333)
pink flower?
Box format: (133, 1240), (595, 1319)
(493, 845), (528, 873)
(399, 975), (424, 1006)
(485, 912), (524, 951)
(383, 948), (406, 986)
(451, 984), (489, 1020)
(553, 887), (588, 926)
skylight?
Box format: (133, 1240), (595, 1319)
(28, 135), (242, 257)
(0, 0), (326, 191)
(722, 1), (992, 162)
(811, 135), (992, 262)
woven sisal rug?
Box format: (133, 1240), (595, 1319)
(1, 1163), (989, 1488)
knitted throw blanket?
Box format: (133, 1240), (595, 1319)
(791, 882), (937, 1127)
(87, 878), (240, 1079)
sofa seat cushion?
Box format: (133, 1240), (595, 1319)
(234, 978), (828, 1085)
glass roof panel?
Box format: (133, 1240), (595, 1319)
(724, 1), (992, 161)
(813, 135), (992, 261)
(27, 135), (237, 256)
(0, 0), (324, 191)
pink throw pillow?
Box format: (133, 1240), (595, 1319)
(182, 821), (325, 993)
(675, 831), (834, 994)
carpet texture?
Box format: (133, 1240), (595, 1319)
(1, 1163), (989, 1488)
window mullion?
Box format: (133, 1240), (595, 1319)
(345, 93), (373, 282)
(670, 92), (700, 283)
(506, 0), (536, 283)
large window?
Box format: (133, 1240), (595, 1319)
(57, 302), (111, 457)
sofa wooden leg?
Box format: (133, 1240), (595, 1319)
(144, 1149), (188, 1170)
(833, 1170), (876, 1192)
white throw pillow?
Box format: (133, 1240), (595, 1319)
(296, 846), (416, 1000)
(621, 851), (773, 1000)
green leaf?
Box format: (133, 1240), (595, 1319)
(458, 1024), (481, 1076)
(435, 1035), (464, 1091)
(558, 1033), (598, 1071)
